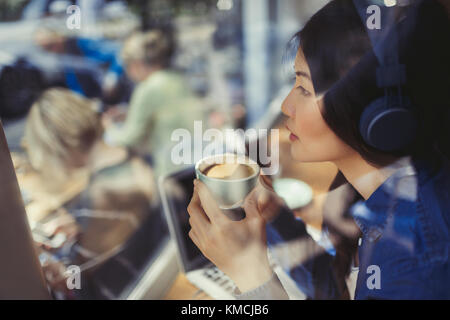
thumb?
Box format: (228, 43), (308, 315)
(245, 185), (284, 223)
(243, 187), (262, 219)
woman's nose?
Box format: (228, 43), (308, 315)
(281, 90), (295, 118)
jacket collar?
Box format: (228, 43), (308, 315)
(350, 157), (417, 242)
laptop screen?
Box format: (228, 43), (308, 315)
(159, 166), (209, 272)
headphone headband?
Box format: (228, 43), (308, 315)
(351, 0), (419, 151)
(352, 0), (410, 88)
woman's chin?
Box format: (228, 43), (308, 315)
(290, 143), (315, 162)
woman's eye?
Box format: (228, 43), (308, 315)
(297, 85), (311, 96)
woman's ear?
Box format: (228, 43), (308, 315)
(316, 96), (326, 115)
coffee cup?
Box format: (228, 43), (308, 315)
(195, 153), (260, 220)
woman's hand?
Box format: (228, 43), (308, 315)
(253, 175), (288, 223)
(187, 179), (273, 293)
(101, 105), (127, 129)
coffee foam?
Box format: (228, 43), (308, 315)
(203, 163), (254, 180)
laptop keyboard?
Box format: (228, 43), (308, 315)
(202, 267), (236, 293)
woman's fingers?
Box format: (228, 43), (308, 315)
(188, 188), (210, 222)
(187, 189), (211, 241)
(188, 228), (200, 248)
(189, 228), (207, 257)
(194, 180), (227, 225)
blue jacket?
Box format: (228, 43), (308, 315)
(63, 37), (124, 97)
(266, 157), (450, 299)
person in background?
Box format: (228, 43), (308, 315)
(103, 30), (206, 176)
(23, 88), (159, 299)
(34, 24), (126, 103)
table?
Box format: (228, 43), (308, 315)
(164, 273), (213, 300)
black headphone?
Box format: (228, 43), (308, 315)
(353, 0), (417, 152)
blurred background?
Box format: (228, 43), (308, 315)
(0, 0), (330, 137)
(0, 0), (339, 300)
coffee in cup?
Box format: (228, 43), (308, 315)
(202, 163), (255, 180)
(195, 153), (260, 219)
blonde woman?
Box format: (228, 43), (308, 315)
(24, 88), (158, 299)
(103, 30), (205, 176)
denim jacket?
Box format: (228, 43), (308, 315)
(352, 157), (450, 299)
(234, 157), (450, 300)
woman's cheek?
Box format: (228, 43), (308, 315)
(296, 101), (328, 141)
(296, 106), (356, 162)
(290, 101), (338, 161)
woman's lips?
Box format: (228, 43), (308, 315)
(285, 125), (299, 142)
(289, 133), (299, 142)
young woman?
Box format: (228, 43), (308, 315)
(187, 0), (450, 299)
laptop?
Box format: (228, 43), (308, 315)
(158, 165), (307, 300)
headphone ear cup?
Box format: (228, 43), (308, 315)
(359, 96), (417, 151)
